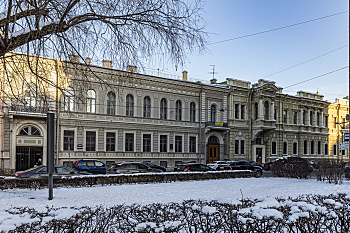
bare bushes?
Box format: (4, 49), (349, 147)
(316, 160), (345, 185)
(5, 193), (350, 233)
(271, 156), (312, 179)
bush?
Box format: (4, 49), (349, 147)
(271, 156), (312, 179)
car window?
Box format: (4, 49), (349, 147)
(86, 161), (95, 166)
(237, 162), (245, 166)
(200, 165), (209, 170)
(218, 162), (226, 165)
(37, 167), (47, 173)
(95, 161), (104, 167)
(245, 162), (251, 165)
(139, 164), (149, 169)
(81, 161), (87, 166)
(125, 164), (137, 169)
(56, 167), (73, 174)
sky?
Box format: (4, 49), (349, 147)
(146, 0), (349, 102)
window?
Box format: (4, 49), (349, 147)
(333, 144), (337, 156)
(255, 103), (258, 120)
(240, 140), (245, 154)
(190, 102), (196, 122)
(19, 126), (41, 136)
(86, 131), (96, 151)
(311, 140), (315, 154)
(317, 112), (320, 126)
(234, 140), (239, 155)
(143, 134), (151, 152)
(126, 94), (134, 116)
(125, 133), (134, 151)
(160, 161), (167, 168)
(264, 101), (269, 120)
(325, 143), (329, 155)
(175, 136), (182, 152)
(211, 104), (217, 122)
(25, 83), (37, 107)
(107, 92), (116, 115)
(283, 141), (287, 155)
(189, 136), (196, 153)
(310, 111), (313, 125)
(303, 111), (306, 125)
(293, 112), (298, 124)
(176, 100), (182, 121)
(333, 117), (337, 128)
(106, 132), (116, 151)
(317, 141), (321, 155)
(143, 96), (151, 118)
(64, 87), (75, 112)
(325, 116), (328, 127)
(274, 109), (277, 120)
(241, 105), (245, 119)
(283, 110), (288, 124)
(63, 130), (74, 151)
(272, 141), (277, 154)
(293, 142), (297, 155)
(160, 98), (167, 119)
(86, 90), (96, 113)
(160, 135), (167, 152)
(235, 104), (239, 119)
(303, 140), (308, 155)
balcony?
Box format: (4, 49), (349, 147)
(205, 122), (229, 131)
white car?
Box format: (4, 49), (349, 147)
(207, 161), (228, 170)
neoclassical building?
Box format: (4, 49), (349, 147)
(227, 78), (331, 163)
(0, 54), (229, 173)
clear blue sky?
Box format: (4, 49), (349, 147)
(149, 0), (349, 102)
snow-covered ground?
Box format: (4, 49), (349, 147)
(1, 177), (350, 231)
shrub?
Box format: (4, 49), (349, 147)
(271, 156), (312, 179)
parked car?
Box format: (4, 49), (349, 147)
(224, 161), (263, 177)
(174, 161), (197, 171)
(141, 161), (166, 172)
(179, 163), (214, 172)
(263, 162), (274, 171)
(248, 160), (263, 167)
(107, 162), (162, 174)
(74, 160), (107, 174)
(15, 165), (91, 178)
(207, 161), (228, 170)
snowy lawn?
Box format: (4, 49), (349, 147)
(1, 177), (350, 232)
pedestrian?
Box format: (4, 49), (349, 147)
(35, 158), (42, 166)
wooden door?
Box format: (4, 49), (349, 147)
(208, 144), (219, 163)
(256, 148), (263, 164)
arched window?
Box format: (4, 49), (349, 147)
(271, 139), (277, 155)
(190, 102), (196, 122)
(264, 101), (269, 120)
(254, 103), (258, 120)
(317, 141), (321, 155)
(19, 126), (41, 136)
(143, 96), (151, 118)
(208, 136), (219, 144)
(311, 140), (315, 154)
(64, 87), (75, 112)
(160, 98), (167, 119)
(283, 141), (288, 155)
(211, 104), (217, 122)
(25, 83), (37, 107)
(86, 90), (96, 113)
(293, 141), (298, 155)
(107, 91), (116, 115)
(303, 140), (308, 155)
(176, 100), (182, 121)
(126, 94), (134, 116)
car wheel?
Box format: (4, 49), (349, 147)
(255, 170), (262, 178)
(30, 181), (40, 190)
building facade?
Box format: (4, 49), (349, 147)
(227, 79), (331, 163)
(0, 54), (229, 173)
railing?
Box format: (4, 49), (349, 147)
(9, 105), (49, 114)
(205, 122), (228, 128)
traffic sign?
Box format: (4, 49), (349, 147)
(340, 143), (349, 150)
(344, 133), (349, 142)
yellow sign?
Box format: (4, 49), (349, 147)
(215, 122), (223, 126)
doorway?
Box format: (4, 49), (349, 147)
(16, 147), (43, 171)
(256, 148), (263, 164)
(208, 144), (219, 163)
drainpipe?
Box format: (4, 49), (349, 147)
(199, 84), (203, 163)
(55, 60), (60, 165)
(249, 88), (254, 161)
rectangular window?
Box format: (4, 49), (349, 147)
(317, 113), (320, 126)
(317, 141), (321, 155)
(333, 117), (337, 128)
(143, 134), (151, 152)
(293, 112), (298, 124)
(160, 135), (167, 152)
(189, 136), (196, 153)
(125, 133), (134, 151)
(63, 130), (74, 151)
(241, 105), (245, 119)
(86, 131), (96, 151)
(325, 144), (328, 155)
(274, 109), (277, 121)
(283, 110), (288, 124)
(293, 142), (297, 155)
(283, 142), (287, 155)
(303, 111), (306, 125)
(175, 136), (182, 152)
(235, 104), (239, 119)
(240, 140), (245, 154)
(234, 140), (239, 155)
(106, 132), (116, 151)
(325, 116), (328, 127)
(272, 141), (277, 154)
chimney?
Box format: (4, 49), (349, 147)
(182, 71), (188, 81)
(102, 60), (112, 68)
(127, 65), (137, 73)
(69, 55), (80, 63)
(210, 78), (217, 84)
(85, 58), (91, 65)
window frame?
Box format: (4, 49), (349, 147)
(159, 134), (168, 152)
(143, 96), (151, 118)
(86, 89), (96, 113)
(190, 102), (196, 122)
(85, 131), (97, 151)
(142, 133), (152, 152)
(107, 91), (116, 115)
(105, 131), (116, 152)
(160, 98), (167, 119)
(126, 94), (134, 117)
(176, 100), (182, 121)
(175, 135), (183, 153)
(63, 130), (75, 151)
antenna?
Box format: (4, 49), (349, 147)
(209, 65), (217, 80)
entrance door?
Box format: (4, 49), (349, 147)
(256, 148), (263, 164)
(16, 147), (43, 171)
(208, 144), (219, 163)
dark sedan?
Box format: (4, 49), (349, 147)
(179, 163), (214, 172)
(141, 161), (166, 172)
(107, 162), (162, 174)
(15, 165), (91, 178)
(263, 162), (274, 171)
(224, 161), (263, 177)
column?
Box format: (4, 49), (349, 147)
(300, 109), (304, 125)
(320, 111), (324, 127)
(270, 102), (275, 120)
(259, 98), (263, 120)
(308, 109), (311, 125)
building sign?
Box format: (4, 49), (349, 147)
(215, 122), (223, 127)
(77, 144), (83, 149)
(340, 143), (349, 150)
(344, 133), (349, 142)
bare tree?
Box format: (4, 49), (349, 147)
(0, 0), (207, 66)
